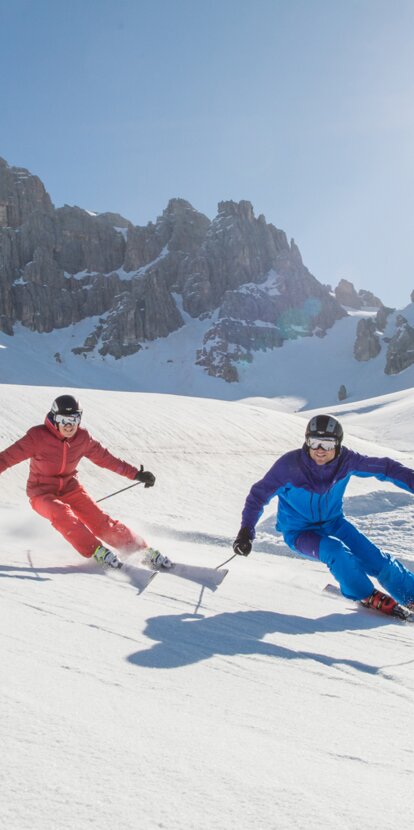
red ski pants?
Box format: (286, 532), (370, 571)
(30, 486), (147, 558)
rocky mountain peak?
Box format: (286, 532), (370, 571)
(163, 197), (201, 217)
(0, 157), (53, 228)
(158, 199), (210, 253)
(335, 278), (383, 309)
(95, 212), (133, 230)
(216, 199), (255, 222)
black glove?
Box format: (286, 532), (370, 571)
(233, 526), (253, 556)
(135, 465), (156, 488)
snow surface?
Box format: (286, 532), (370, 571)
(2, 303), (414, 410)
(1, 383), (414, 829)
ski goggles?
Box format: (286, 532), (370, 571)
(306, 436), (337, 451)
(55, 412), (82, 426)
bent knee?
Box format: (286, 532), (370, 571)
(30, 495), (72, 522)
(318, 537), (348, 567)
(294, 531), (322, 560)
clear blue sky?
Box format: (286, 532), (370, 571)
(1, 0), (413, 307)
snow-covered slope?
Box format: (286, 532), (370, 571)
(2, 303), (414, 410)
(1, 385), (414, 829)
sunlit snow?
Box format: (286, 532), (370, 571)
(1, 380), (414, 829)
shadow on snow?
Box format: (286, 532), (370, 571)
(0, 562), (97, 581)
(127, 608), (387, 674)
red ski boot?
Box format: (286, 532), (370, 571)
(361, 589), (398, 615)
(361, 589), (408, 619)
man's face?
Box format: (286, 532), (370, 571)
(308, 446), (336, 465)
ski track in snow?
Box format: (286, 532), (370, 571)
(1, 387), (414, 829)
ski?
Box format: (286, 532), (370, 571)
(143, 561), (229, 591)
(323, 583), (414, 622)
(118, 561), (158, 594)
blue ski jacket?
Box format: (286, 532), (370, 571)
(241, 446), (414, 548)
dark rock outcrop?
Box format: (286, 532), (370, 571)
(376, 305), (394, 331)
(335, 278), (382, 309)
(358, 288), (382, 308)
(354, 318), (381, 361)
(335, 279), (362, 309)
(0, 157), (53, 228)
(384, 315), (414, 375)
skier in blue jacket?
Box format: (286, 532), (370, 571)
(233, 414), (414, 616)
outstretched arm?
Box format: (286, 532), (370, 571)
(0, 432), (36, 474)
(84, 435), (141, 480)
(352, 452), (414, 493)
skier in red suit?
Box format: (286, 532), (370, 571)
(0, 394), (171, 570)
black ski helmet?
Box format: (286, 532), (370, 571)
(305, 414), (343, 454)
(50, 394), (82, 422)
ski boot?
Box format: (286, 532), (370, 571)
(93, 545), (123, 569)
(142, 547), (173, 570)
(361, 589), (407, 619)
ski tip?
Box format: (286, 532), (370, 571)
(323, 583), (340, 595)
(392, 605), (414, 621)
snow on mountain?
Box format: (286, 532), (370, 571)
(2, 303), (414, 411)
(3, 156), (414, 405)
(1, 383), (414, 829)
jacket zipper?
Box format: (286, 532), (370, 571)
(57, 441), (68, 494)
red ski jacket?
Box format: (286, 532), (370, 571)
(0, 417), (140, 498)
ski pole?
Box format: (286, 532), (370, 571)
(194, 551), (238, 613)
(215, 551), (239, 570)
(96, 481), (142, 504)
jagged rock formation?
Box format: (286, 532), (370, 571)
(376, 305), (394, 331)
(335, 279), (362, 309)
(354, 318), (382, 361)
(0, 156), (361, 381)
(0, 158), (53, 227)
(335, 278), (382, 309)
(384, 315), (414, 375)
(352, 301), (414, 376)
(359, 288), (383, 308)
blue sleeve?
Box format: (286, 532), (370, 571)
(241, 459), (285, 537)
(351, 451), (414, 493)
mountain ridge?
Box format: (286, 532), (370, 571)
(1, 156), (413, 400)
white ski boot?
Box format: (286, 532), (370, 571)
(93, 545), (123, 569)
(142, 547), (173, 570)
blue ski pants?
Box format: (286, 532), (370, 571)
(288, 516), (414, 604)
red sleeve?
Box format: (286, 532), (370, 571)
(0, 430), (37, 474)
(83, 433), (139, 480)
